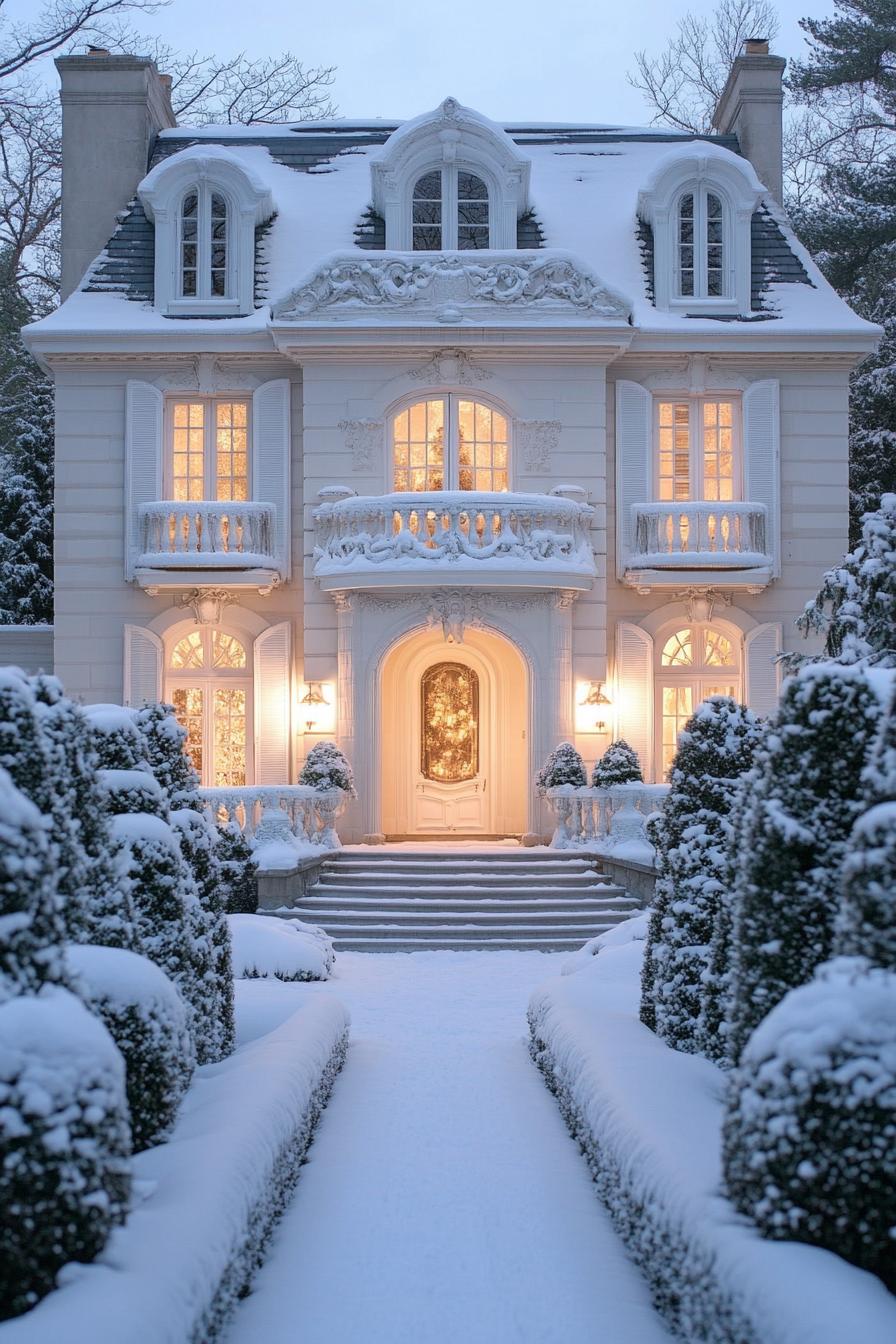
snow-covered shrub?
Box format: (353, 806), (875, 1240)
(641, 698), (763, 1052)
(591, 739), (642, 787)
(535, 741), (587, 791)
(136, 702), (235, 1063)
(228, 914), (334, 982)
(797, 493), (896, 666)
(68, 943), (194, 1153)
(0, 763), (66, 1000)
(84, 703), (150, 770)
(217, 821), (258, 914)
(0, 666), (51, 810)
(0, 987), (131, 1319)
(98, 766), (167, 817)
(723, 957), (896, 1291)
(298, 740), (355, 795)
(30, 678), (138, 950)
(726, 664), (883, 1062)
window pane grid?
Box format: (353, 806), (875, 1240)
(214, 400), (249, 501)
(412, 170), (442, 251)
(677, 187), (726, 300)
(457, 171), (489, 249)
(171, 687), (204, 777)
(180, 186), (229, 300)
(457, 399), (509, 491)
(702, 399), (735, 501)
(678, 192), (694, 297)
(210, 193), (228, 297)
(213, 687), (247, 786)
(392, 399), (445, 491)
(171, 401), (206, 502)
(657, 401), (691, 501)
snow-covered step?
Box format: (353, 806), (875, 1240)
(314, 866), (609, 886)
(304, 894), (634, 913)
(311, 883), (628, 903)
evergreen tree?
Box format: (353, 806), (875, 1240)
(217, 821), (258, 914)
(797, 493), (896, 664)
(640, 698), (762, 1051)
(299, 740), (356, 794)
(535, 741), (587, 790)
(30, 676), (137, 950)
(726, 664), (883, 1061)
(0, 765), (64, 1002)
(591, 739), (643, 787)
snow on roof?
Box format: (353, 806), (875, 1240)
(26, 116), (878, 345)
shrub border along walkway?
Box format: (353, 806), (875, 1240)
(528, 965), (896, 1344)
(1, 996), (349, 1344)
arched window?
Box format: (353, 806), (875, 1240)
(411, 168), (490, 250)
(656, 623), (741, 776)
(167, 628), (252, 786)
(179, 187), (229, 300)
(391, 396), (509, 491)
(676, 186), (727, 300)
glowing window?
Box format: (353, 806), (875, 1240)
(656, 623), (741, 776)
(212, 631), (247, 669)
(392, 396), (509, 492)
(655, 397), (739, 502)
(661, 629), (694, 668)
(167, 397), (250, 502)
(170, 630), (205, 670)
(167, 628), (252, 786)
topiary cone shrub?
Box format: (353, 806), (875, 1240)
(591, 739), (642, 788)
(299, 741), (356, 795)
(723, 956), (896, 1291)
(535, 741), (587, 791)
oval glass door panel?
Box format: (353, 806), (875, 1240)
(420, 662), (479, 783)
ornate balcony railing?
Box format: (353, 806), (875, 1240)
(313, 490), (595, 588)
(630, 501), (769, 569)
(137, 501), (276, 569)
(199, 785), (343, 850)
(546, 782), (670, 854)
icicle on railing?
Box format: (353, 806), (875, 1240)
(199, 785), (344, 850)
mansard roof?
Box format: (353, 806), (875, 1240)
(29, 102), (875, 345)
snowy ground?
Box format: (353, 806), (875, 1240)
(226, 952), (672, 1344)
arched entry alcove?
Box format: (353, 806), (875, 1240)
(379, 625), (528, 838)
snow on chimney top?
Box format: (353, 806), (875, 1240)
(744, 38), (770, 55)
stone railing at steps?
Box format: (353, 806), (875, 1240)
(546, 782), (671, 853)
(630, 501), (769, 568)
(313, 489), (595, 578)
(138, 501), (276, 568)
(199, 785), (344, 851)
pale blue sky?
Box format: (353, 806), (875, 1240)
(19, 0), (837, 122)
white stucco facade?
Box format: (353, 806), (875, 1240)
(26, 57), (878, 841)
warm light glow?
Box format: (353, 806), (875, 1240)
(299, 681), (335, 735)
(421, 662), (479, 782)
(575, 680), (612, 735)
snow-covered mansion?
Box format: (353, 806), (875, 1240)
(23, 42), (877, 843)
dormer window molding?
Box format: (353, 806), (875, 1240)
(139, 147), (275, 317)
(371, 97), (530, 251)
(638, 148), (762, 316)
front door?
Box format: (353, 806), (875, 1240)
(412, 659), (490, 833)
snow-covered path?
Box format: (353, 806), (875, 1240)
(226, 953), (673, 1344)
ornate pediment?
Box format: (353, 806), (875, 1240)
(273, 250), (631, 326)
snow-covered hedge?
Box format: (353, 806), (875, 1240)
(591, 739), (642, 787)
(68, 944), (194, 1153)
(217, 822), (258, 914)
(724, 956), (896, 1293)
(0, 988), (131, 1320)
(528, 947), (896, 1344)
(299, 740), (355, 795)
(0, 997), (349, 1343)
(228, 915), (334, 982)
(535, 741), (586, 790)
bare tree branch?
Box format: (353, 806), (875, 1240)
(0, 0), (166, 81)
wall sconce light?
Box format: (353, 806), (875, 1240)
(299, 682), (330, 734)
(577, 681), (612, 734)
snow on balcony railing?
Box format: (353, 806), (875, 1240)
(199, 785), (343, 850)
(546, 782), (670, 859)
(138, 501), (276, 569)
(630, 501), (769, 568)
(313, 491), (595, 577)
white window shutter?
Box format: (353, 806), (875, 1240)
(252, 379), (291, 579)
(123, 625), (162, 706)
(254, 621), (292, 785)
(743, 379), (781, 577)
(124, 381), (163, 579)
(615, 381), (652, 577)
(745, 622), (783, 719)
(614, 621), (655, 781)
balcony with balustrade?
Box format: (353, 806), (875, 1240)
(621, 501), (775, 591)
(312, 488), (597, 591)
(133, 500), (282, 591)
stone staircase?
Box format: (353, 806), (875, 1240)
(291, 847), (640, 951)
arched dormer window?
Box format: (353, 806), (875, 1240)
(139, 147), (274, 317)
(179, 187), (229, 299)
(411, 168), (490, 250)
(372, 97), (529, 251)
(638, 146), (762, 316)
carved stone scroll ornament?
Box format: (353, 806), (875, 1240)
(338, 419), (384, 471)
(407, 349), (493, 385)
(516, 419), (560, 473)
(274, 252), (631, 322)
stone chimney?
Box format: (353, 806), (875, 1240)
(56, 52), (176, 299)
(711, 38), (786, 204)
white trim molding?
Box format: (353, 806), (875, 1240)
(139, 145), (275, 317)
(637, 142), (763, 316)
(370, 97), (531, 250)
